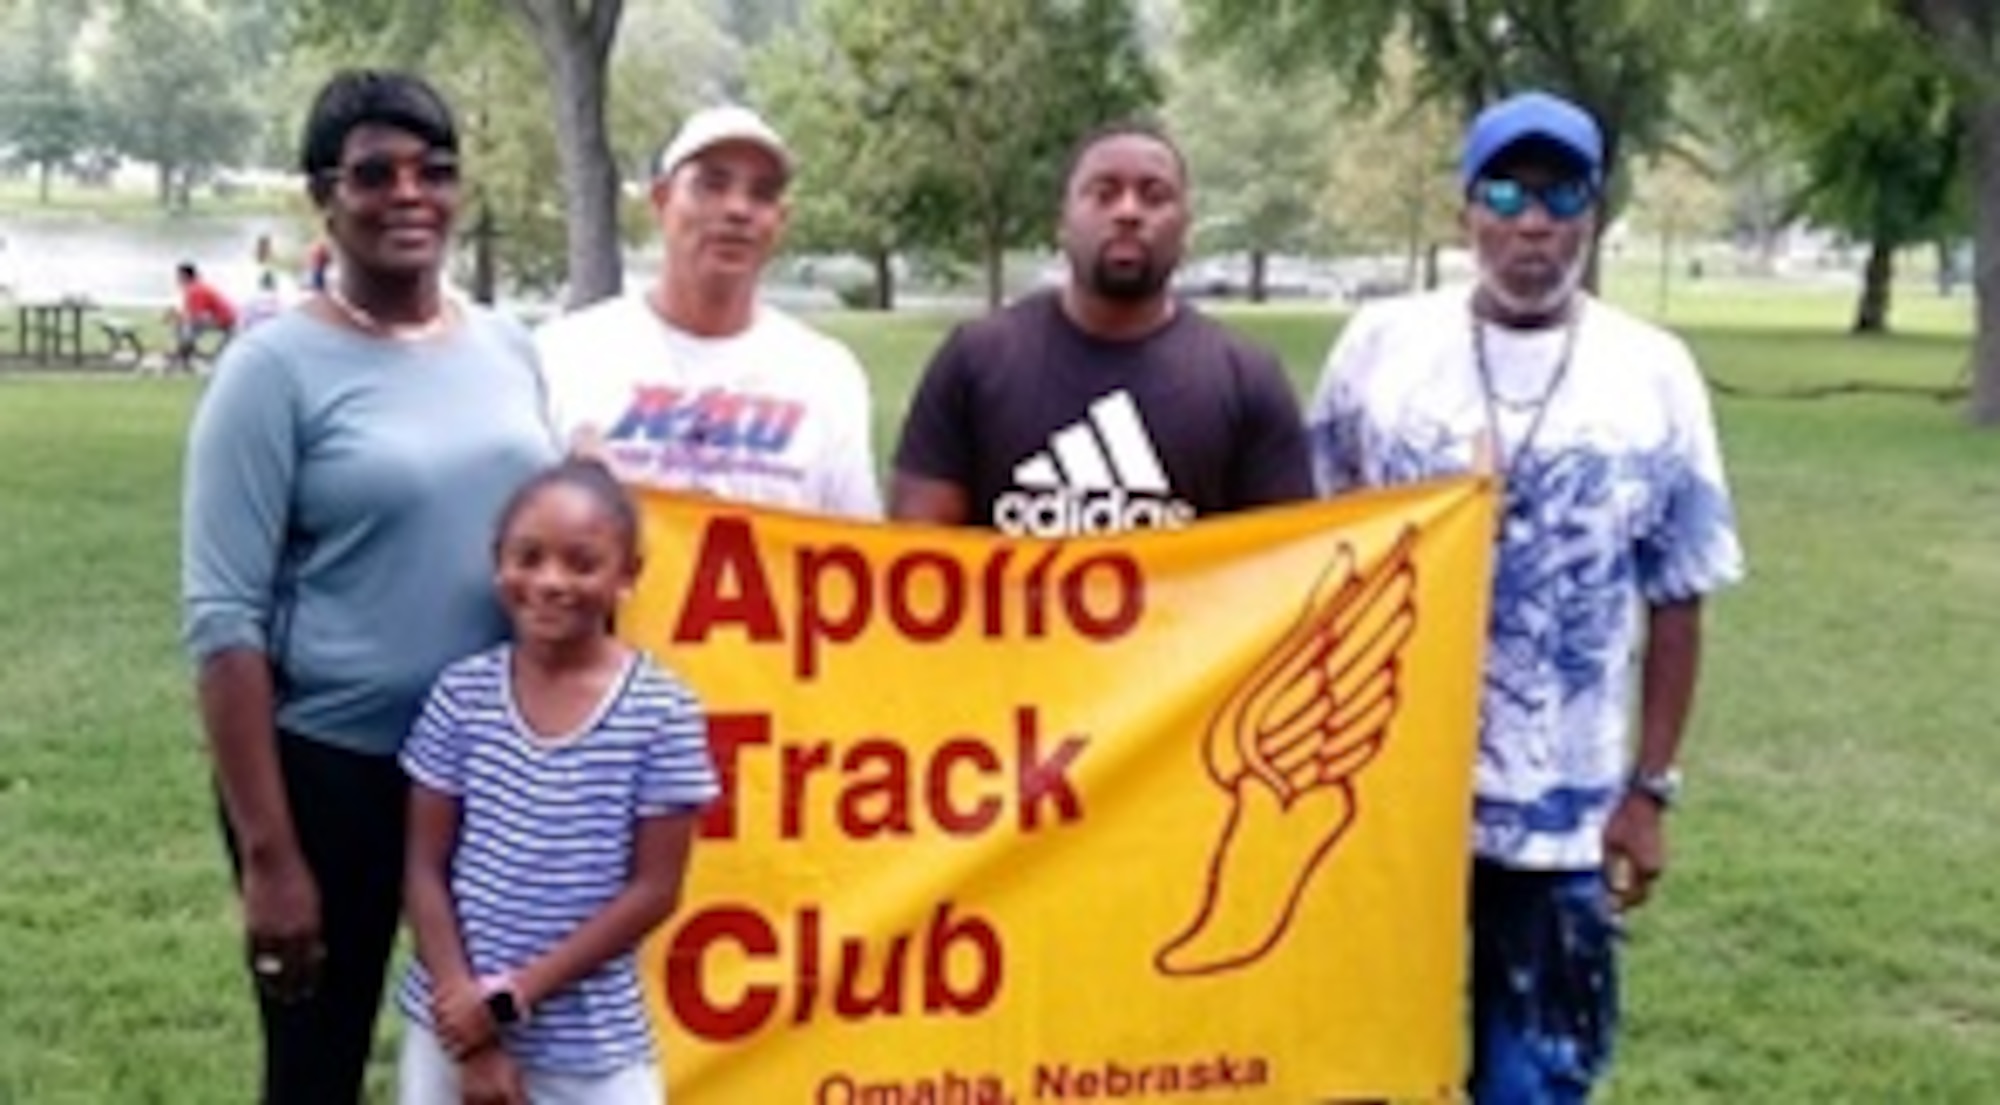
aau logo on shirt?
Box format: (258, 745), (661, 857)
(606, 386), (806, 453)
(994, 391), (1197, 537)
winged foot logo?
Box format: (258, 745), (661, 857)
(1155, 527), (1421, 977)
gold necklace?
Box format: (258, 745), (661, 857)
(324, 285), (454, 342)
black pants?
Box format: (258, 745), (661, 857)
(221, 733), (407, 1105)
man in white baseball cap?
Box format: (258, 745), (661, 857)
(534, 104), (880, 517)
(652, 103), (793, 181)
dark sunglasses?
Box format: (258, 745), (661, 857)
(327, 153), (461, 193)
(1470, 177), (1595, 221)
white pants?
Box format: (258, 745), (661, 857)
(398, 1021), (664, 1105)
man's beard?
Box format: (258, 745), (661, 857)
(1085, 248), (1170, 301)
(1478, 249), (1586, 321)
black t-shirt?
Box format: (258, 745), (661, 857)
(893, 291), (1313, 535)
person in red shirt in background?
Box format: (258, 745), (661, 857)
(172, 261), (238, 372)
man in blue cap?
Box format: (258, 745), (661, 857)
(1306, 90), (1746, 1102)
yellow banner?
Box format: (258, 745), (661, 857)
(623, 478), (1496, 1103)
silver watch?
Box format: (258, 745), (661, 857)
(1627, 767), (1682, 809)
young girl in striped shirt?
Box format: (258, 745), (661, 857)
(396, 459), (717, 1104)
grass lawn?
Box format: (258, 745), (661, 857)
(1, 282), (1996, 1103)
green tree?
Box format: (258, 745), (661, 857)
(1899, 0), (2000, 423)
(1624, 147), (1734, 319)
(1317, 76), (1461, 292)
(1168, 50), (1342, 301)
(1049, 0), (1161, 136)
(1712, 2), (1963, 334)
(212, 0), (306, 168)
(0, 0), (90, 202)
(431, 25), (566, 300)
(930, 0), (1163, 308)
(714, 0), (804, 51)
(1684, 90), (1795, 276)
(1186, 0), (1716, 283)
(292, 0), (633, 306)
(1792, 87), (1962, 335)
(779, 0), (1159, 309)
(294, 0), (733, 302)
(503, 0), (626, 306)
(291, 0), (453, 67)
(89, 0), (255, 210)
(1188, 0), (1696, 165)
(749, 8), (956, 310)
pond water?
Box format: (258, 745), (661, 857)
(0, 211), (987, 316)
(0, 213), (298, 308)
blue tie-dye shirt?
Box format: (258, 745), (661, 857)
(1308, 289), (1744, 869)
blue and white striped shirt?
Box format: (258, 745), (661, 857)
(397, 646), (717, 1073)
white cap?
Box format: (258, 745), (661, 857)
(653, 105), (792, 181)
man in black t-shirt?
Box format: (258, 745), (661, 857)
(890, 123), (1312, 536)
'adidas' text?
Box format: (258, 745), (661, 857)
(994, 488), (1197, 537)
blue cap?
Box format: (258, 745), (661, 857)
(1461, 91), (1603, 188)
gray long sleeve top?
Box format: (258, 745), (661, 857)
(180, 307), (558, 756)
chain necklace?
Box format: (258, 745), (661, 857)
(1470, 306), (1580, 481)
(324, 284), (454, 342)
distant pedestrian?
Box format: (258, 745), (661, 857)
(169, 262), (237, 371)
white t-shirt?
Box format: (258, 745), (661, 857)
(535, 294), (881, 518)
(1309, 287), (1745, 870)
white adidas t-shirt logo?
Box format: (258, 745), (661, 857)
(994, 391), (1197, 536)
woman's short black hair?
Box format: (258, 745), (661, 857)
(299, 69), (458, 203)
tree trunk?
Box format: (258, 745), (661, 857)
(1969, 95), (2000, 424)
(1583, 118), (1622, 294)
(1853, 237), (1895, 334)
(1655, 219), (1675, 320)
(984, 224), (1006, 312)
(511, 0), (626, 309)
(1584, 229), (1606, 295)
(468, 62), (497, 306)
(1424, 242), (1442, 290)
(1401, 191), (1425, 289)
(155, 163), (172, 209)
(1899, 0), (2000, 422)
(471, 203), (499, 306)
(1248, 249), (1268, 303)
(871, 248), (895, 311)
(37, 162), (51, 204)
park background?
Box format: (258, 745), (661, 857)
(2, 0), (1999, 1102)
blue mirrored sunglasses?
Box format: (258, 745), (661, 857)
(1470, 177), (1596, 221)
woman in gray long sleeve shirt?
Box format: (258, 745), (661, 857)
(179, 70), (555, 1105)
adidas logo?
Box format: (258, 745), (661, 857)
(994, 391), (1197, 537)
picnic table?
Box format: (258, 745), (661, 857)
(16, 297), (91, 366)
(4, 296), (147, 369)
